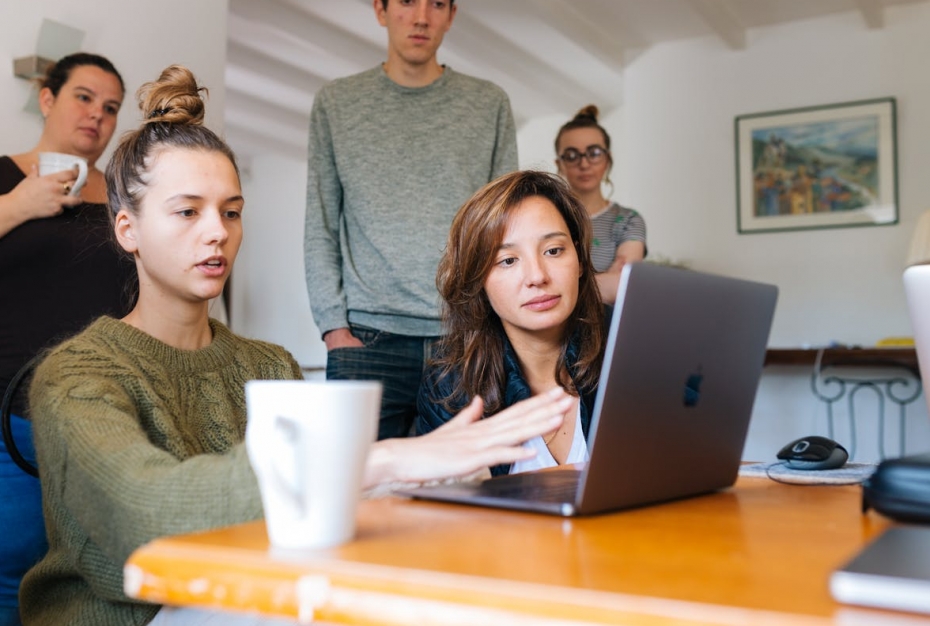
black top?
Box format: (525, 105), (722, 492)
(0, 156), (137, 414)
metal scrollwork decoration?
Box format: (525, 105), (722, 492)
(811, 349), (922, 460)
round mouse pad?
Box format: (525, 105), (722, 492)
(740, 462), (877, 485)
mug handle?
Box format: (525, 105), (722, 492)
(70, 160), (88, 196)
(271, 414), (308, 518)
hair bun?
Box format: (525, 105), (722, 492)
(138, 64), (207, 126)
(574, 104), (599, 122)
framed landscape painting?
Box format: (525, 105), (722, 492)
(735, 98), (897, 234)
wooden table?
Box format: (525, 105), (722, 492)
(124, 476), (912, 625)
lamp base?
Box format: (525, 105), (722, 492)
(902, 265), (930, 414)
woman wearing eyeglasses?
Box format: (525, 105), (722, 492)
(555, 105), (646, 304)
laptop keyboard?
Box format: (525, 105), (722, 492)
(476, 469), (582, 503)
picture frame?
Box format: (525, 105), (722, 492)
(735, 98), (898, 234)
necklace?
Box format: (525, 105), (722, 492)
(543, 392), (575, 447)
(544, 415), (567, 446)
(543, 429), (559, 446)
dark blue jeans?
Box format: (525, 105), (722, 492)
(325, 325), (438, 440)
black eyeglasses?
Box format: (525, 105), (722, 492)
(559, 145), (608, 166)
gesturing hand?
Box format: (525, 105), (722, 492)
(365, 387), (572, 487)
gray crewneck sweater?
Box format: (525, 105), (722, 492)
(304, 65), (518, 337)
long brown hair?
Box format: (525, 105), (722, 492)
(430, 170), (605, 414)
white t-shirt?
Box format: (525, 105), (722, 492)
(510, 403), (588, 474)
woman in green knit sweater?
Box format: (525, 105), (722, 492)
(19, 65), (571, 626)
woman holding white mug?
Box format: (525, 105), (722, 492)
(0, 53), (123, 233)
(0, 52), (136, 626)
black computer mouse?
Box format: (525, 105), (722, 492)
(776, 435), (848, 470)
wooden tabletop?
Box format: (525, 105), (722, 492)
(125, 476), (909, 625)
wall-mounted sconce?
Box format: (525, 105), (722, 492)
(14, 18), (85, 115)
(13, 55), (55, 81)
(13, 18), (85, 81)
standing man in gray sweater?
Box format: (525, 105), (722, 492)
(304, 0), (518, 439)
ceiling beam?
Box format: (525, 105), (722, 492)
(226, 87), (309, 134)
(226, 43), (319, 116)
(532, 0), (630, 72)
(686, 0), (746, 50)
(225, 64), (315, 118)
(230, 0), (383, 67)
(224, 81), (311, 159)
(225, 121), (308, 162)
(227, 13), (361, 81)
(223, 105), (306, 151)
(227, 41), (327, 94)
(443, 11), (606, 112)
(854, 0), (884, 28)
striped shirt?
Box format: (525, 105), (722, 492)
(589, 202), (647, 272)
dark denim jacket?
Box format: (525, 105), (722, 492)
(416, 338), (596, 477)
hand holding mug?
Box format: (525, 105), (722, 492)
(7, 164), (84, 222)
(38, 152), (88, 197)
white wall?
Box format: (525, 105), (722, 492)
(2, 0), (229, 162)
(615, 3), (930, 462)
(234, 156), (327, 369)
(619, 5), (930, 349)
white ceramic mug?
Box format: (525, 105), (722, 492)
(38, 152), (88, 196)
(245, 380), (381, 550)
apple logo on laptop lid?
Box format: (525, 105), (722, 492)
(683, 368), (703, 407)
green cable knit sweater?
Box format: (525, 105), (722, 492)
(19, 316), (302, 625)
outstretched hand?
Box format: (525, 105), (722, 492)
(364, 387), (572, 488)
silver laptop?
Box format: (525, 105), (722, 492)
(831, 526), (930, 615)
(399, 262), (778, 516)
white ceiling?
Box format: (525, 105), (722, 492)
(224, 0), (927, 164)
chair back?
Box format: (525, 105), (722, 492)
(1, 356), (40, 477)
